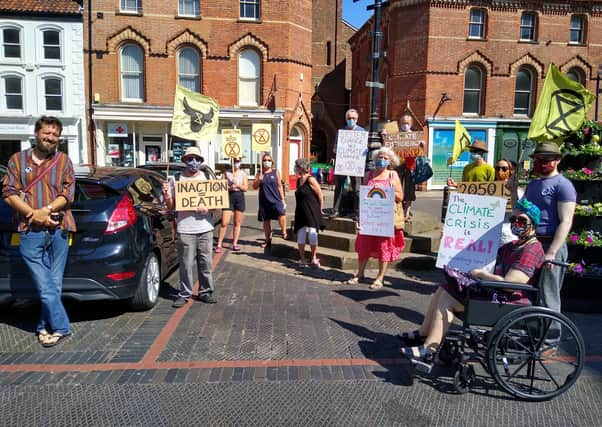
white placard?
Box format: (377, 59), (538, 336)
(436, 193), (506, 272)
(334, 129), (369, 177)
(359, 185), (395, 237)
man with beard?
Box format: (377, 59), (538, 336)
(519, 142), (576, 347)
(2, 116), (76, 347)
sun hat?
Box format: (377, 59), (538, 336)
(514, 198), (541, 227)
(531, 141), (561, 157)
(182, 146), (204, 162)
(469, 139), (488, 153)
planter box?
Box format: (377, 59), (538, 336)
(567, 245), (602, 264)
(561, 273), (602, 313)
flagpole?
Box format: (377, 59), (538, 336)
(166, 135), (172, 177)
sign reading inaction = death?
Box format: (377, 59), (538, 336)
(175, 179), (230, 211)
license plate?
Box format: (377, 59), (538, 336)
(10, 233), (73, 246)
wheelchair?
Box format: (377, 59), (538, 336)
(419, 260), (585, 401)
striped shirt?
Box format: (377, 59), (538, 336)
(2, 149), (77, 232)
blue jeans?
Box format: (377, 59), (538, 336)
(19, 229), (71, 335)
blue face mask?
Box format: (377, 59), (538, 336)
(375, 158), (390, 169)
(470, 153), (482, 163)
(346, 119), (357, 128)
(511, 223), (528, 237)
(185, 158), (201, 172)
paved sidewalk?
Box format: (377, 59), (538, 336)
(1, 228), (602, 425)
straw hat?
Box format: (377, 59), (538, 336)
(469, 139), (488, 153)
(182, 146), (204, 162)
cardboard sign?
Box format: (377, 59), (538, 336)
(382, 131), (424, 158)
(383, 121), (399, 134)
(359, 185), (395, 237)
(334, 129), (369, 177)
(175, 179), (229, 211)
(222, 129), (242, 158)
(453, 180), (513, 210)
(436, 193), (506, 272)
(252, 123), (272, 151)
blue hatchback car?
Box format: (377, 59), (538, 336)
(0, 166), (179, 310)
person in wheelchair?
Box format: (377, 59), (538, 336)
(399, 199), (545, 364)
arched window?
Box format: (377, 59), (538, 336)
(463, 65), (483, 114)
(514, 68), (533, 115)
(238, 49), (260, 106)
(2, 75), (23, 110)
(520, 12), (537, 41)
(120, 44), (144, 101)
(566, 67), (585, 84)
(42, 29), (61, 60)
(43, 77), (63, 111)
(178, 47), (200, 92)
(1, 27), (21, 59)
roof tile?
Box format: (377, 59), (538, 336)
(0, 0), (81, 15)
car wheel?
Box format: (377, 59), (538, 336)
(128, 252), (160, 310)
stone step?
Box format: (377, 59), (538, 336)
(408, 229), (442, 254)
(270, 238), (413, 270)
(404, 209), (441, 235)
(288, 229), (357, 252)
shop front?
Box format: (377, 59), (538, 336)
(494, 120), (535, 178)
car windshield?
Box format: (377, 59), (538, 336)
(75, 181), (120, 202)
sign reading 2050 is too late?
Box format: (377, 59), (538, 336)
(175, 180), (230, 211)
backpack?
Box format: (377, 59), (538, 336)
(413, 156), (433, 184)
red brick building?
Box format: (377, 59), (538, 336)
(349, 0), (602, 187)
(85, 0), (313, 183)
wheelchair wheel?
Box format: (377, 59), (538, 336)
(453, 364), (476, 394)
(487, 307), (585, 401)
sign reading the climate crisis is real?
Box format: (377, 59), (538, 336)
(175, 179), (229, 211)
(436, 193), (506, 273)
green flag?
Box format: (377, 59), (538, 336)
(527, 64), (595, 142)
(171, 85), (220, 141)
(448, 120), (471, 165)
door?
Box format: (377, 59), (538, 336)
(140, 136), (164, 165)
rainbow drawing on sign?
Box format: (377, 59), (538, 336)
(367, 187), (387, 199)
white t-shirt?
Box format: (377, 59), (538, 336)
(175, 173), (214, 234)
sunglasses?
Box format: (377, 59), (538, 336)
(509, 216), (530, 226)
(185, 156), (202, 162)
(495, 166), (509, 171)
(534, 157), (557, 163)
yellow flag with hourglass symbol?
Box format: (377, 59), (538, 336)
(252, 123), (272, 151)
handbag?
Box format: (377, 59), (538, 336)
(413, 156), (433, 185)
(389, 171), (404, 230)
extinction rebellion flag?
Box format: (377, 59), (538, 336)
(171, 85), (220, 141)
(447, 120), (472, 166)
(527, 64), (595, 142)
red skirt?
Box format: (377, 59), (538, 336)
(355, 230), (405, 262)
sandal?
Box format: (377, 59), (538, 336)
(214, 246), (223, 253)
(42, 332), (71, 348)
(311, 257), (320, 268)
(299, 259), (309, 267)
(344, 275), (364, 285)
(37, 329), (50, 344)
(398, 330), (426, 345)
(282, 231), (288, 240)
(401, 345), (435, 373)
(369, 279), (384, 289)
(260, 239), (272, 249)
(232, 245), (241, 252)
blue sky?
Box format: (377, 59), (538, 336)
(343, 0), (373, 29)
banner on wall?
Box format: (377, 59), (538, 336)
(436, 193), (506, 272)
(252, 123), (272, 151)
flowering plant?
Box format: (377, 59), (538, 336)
(567, 230), (602, 247)
(575, 202), (602, 216)
(563, 167), (602, 180)
(563, 120), (602, 155)
(567, 260), (602, 277)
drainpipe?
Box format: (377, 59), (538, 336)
(87, 0), (96, 165)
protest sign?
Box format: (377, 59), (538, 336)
(436, 193), (506, 272)
(175, 179), (229, 211)
(453, 181), (513, 210)
(334, 129), (368, 177)
(252, 123), (272, 151)
(359, 185), (395, 237)
(382, 131), (424, 158)
(221, 129), (242, 158)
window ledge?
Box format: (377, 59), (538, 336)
(518, 39), (538, 44)
(462, 112), (480, 117)
(120, 100), (145, 104)
(238, 18), (262, 24)
(568, 42), (586, 47)
(466, 37), (487, 42)
(116, 11), (143, 17)
(175, 15), (202, 21)
(512, 114), (530, 119)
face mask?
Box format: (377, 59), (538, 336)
(185, 158), (201, 172)
(346, 119), (357, 128)
(263, 160), (272, 168)
(533, 159), (555, 176)
(470, 153), (482, 163)
(511, 223), (529, 237)
(375, 158), (390, 169)
(234, 162), (241, 169)
(400, 124), (411, 132)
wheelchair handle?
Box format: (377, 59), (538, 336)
(543, 260), (569, 269)
(474, 280), (539, 293)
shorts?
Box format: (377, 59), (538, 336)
(225, 191), (245, 212)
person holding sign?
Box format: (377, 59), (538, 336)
(330, 108), (365, 219)
(344, 147), (405, 289)
(399, 200), (544, 366)
(447, 139), (494, 186)
(253, 152), (287, 249)
(216, 157), (248, 253)
(162, 146), (217, 308)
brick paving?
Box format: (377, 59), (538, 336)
(1, 215), (602, 424)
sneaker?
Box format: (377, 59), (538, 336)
(311, 257), (320, 268)
(198, 293), (217, 304)
(328, 211), (339, 219)
(172, 296), (188, 308)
